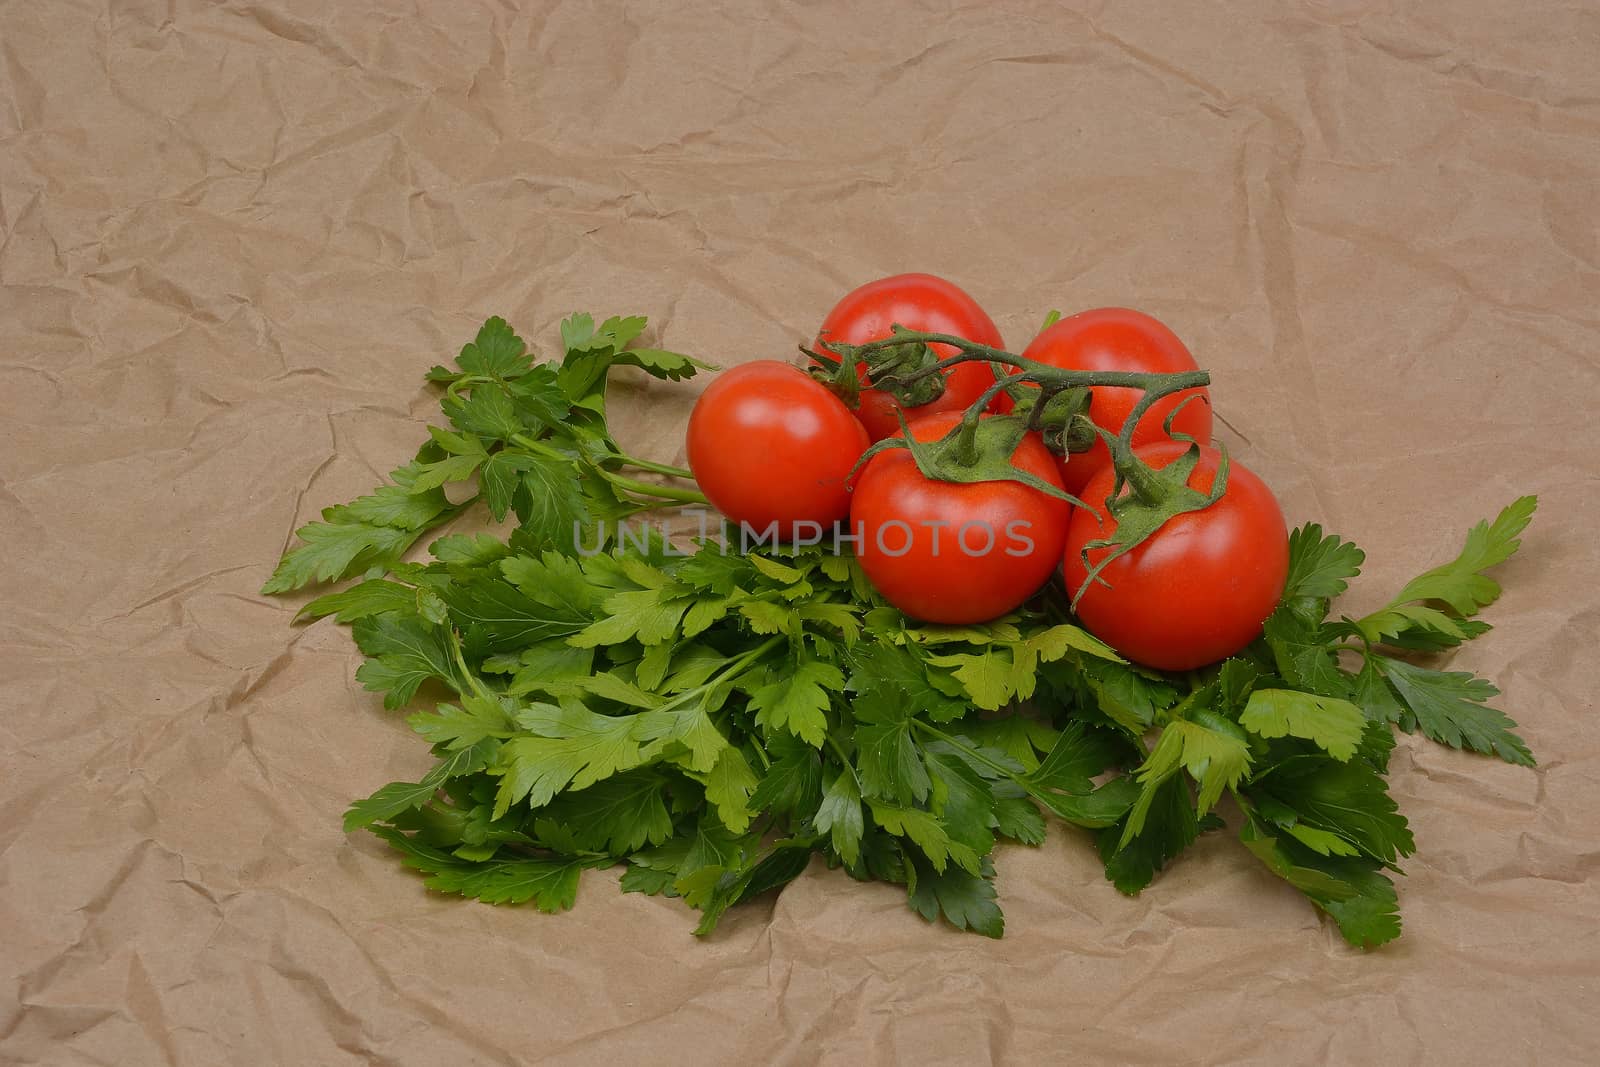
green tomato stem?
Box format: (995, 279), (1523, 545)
(848, 330), (1208, 396)
(853, 329), (1213, 515)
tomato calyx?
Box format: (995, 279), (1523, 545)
(1012, 385), (1098, 456)
(798, 344), (863, 408)
(1008, 311), (1098, 455)
(849, 410), (1091, 508)
(803, 327), (951, 409)
(836, 327), (1240, 607)
(1072, 432), (1231, 610)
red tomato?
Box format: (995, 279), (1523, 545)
(851, 411), (1071, 624)
(816, 273), (1010, 441)
(687, 361), (870, 531)
(1062, 442), (1288, 671)
(1022, 308), (1212, 497)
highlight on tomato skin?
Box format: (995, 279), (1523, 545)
(1062, 442), (1288, 672)
(815, 272), (1012, 442)
(1023, 307), (1213, 496)
(850, 411), (1072, 625)
(685, 360), (870, 530)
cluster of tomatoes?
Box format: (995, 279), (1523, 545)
(685, 274), (1290, 672)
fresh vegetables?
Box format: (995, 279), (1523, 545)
(686, 360), (868, 530)
(1063, 442), (1288, 671)
(812, 273), (1011, 441)
(851, 411), (1070, 624)
(265, 306), (1538, 949)
(1022, 307), (1213, 495)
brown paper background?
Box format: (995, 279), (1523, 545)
(4, 2), (1598, 1063)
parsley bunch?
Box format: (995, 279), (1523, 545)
(266, 317), (1535, 946)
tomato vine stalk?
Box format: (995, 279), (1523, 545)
(818, 328), (1231, 607)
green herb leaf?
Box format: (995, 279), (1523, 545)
(544, 770), (674, 854)
(849, 642), (967, 724)
(1378, 658), (1534, 766)
(570, 587), (689, 648)
(613, 347), (714, 381)
(1124, 718), (1251, 843)
(868, 803), (982, 875)
(814, 768), (865, 865)
(1261, 607), (1346, 697)
(343, 739), (496, 832)
(263, 521), (427, 595)
(370, 826), (584, 912)
(511, 452), (590, 552)
(749, 734), (824, 815)
(443, 383), (524, 441)
(456, 317), (534, 380)
(962, 715), (1060, 773)
(925, 747), (998, 859)
(1061, 657), (1179, 736)
(491, 701), (652, 815)
(1388, 496), (1536, 617)
(852, 689), (931, 806)
(1239, 689), (1365, 762)
(479, 451), (537, 522)
(1099, 776), (1205, 895)
(993, 795), (1047, 845)
(1283, 524), (1365, 603)
(442, 576), (589, 657)
(1027, 721), (1121, 796)
(1252, 757), (1415, 865)
(906, 855), (1004, 938)
(352, 613), (467, 708)
(701, 748), (759, 833)
(431, 533), (511, 567)
(1035, 777), (1141, 829)
(407, 694), (519, 749)
(749, 661), (844, 747)
(1238, 816), (1400, 947)
(300, 579), (418, 623)
(500, 552), (597, 617)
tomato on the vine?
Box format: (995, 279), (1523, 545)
(687, 360), (869, 531)
(1022, 308), (1212, 496)
(851, 411), (1071, 624)
(1062, 442), (1288, 671)
(816, 273), (1010, 442)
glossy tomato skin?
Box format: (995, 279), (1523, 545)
(1063, 442), (1288, 671)
(687, 361), (870, 530)
(816, 273), (1010, 442)
(1022, 308), (1212, 497)
(852, 411), (1071, 624)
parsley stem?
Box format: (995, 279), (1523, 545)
(597, 468), (711, 505)
(613, 453), (695, 480)
(508, 432), (560, 456)
(825, 734), (862, 790)
(614, 500), (691, 520)
(445, 625), (496, 702)
(657, 637), (782, 716)
(910, 720), (1025, 783)
(1160, 687), (1204, 726)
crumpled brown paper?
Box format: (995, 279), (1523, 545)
(4, 1), (1598, 1062)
